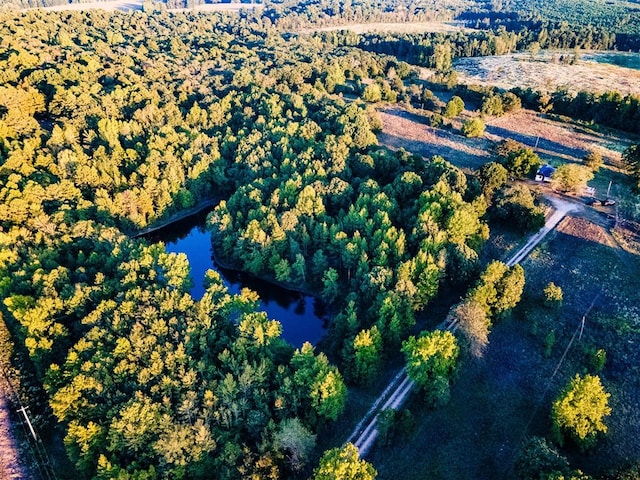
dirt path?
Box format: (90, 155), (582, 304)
(348, 194), (575, 456)
(0, 393), (26, 480)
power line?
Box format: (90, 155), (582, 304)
(0, 362), (58, 480)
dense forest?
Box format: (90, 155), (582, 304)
(1, 0), (640, 479)
(0, 7), (488, 479)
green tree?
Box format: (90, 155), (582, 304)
(461, 118), (485, 138)
(552, 374), (611, 448)
(348, 326), (383, 386)
(402, 330), (458, 406)
(552, 164), (594, 193)
(583, 150), (603, 172)
(443, 96), (464, 118)
(622, 144), (640, 190)
(292, 342), (347, 422)
(477, 161), (508, 199)
(515, 436), (570, 480)
(502, 147), (541, 178)
(275, 418), (316, 472)
(313, 443), (377, 480)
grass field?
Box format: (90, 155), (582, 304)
(451, 51), (640, 96)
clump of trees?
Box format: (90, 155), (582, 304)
(622, 144), (640, 191)
(492, 184), (546, 233)
(494, 139), (542, 179)
(453, 261), (525, 357)
(402, 330), (459, 406)
(481, 92), (522, 116)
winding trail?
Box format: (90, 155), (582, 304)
(348, 194), (578, 456)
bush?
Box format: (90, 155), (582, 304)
(461, 118), (486, 137)
(429, 113), (443, 128)
(481, 94), (504, 116)
(443, 95), (464, 118)
(362, 83), (382, 103)
(543, 282), (563, 308)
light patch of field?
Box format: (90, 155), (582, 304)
(377, 104), (635, 176)
(452, 52), (640, 96)
(33, 0), (259, 12)
(298, 21), (470, 35)
(376, 107), (491, 170)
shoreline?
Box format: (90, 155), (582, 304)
(132, 198), (219, 238)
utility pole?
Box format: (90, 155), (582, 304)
(17, 406), (38, 441)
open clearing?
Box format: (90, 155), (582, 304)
(450, 52), (640, 96)
(377, 104), (634, 175)
(297, 21), (470, 34)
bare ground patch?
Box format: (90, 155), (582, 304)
(0, 394), (26, 480)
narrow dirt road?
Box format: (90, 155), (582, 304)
(348, 195), (577, 456)
(0, 393), (26, 480)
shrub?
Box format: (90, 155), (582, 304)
(443, 95), (464, 118)
(362, 83), (382, 103)
(543, 282), (563, 308)
(461, 118), (486, 137)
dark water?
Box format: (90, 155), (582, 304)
(146, 211), (327, 348)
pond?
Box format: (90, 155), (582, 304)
(146, 210), (327, 348)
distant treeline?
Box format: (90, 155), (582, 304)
(460, 0), (640, 36)
(314, 23), (639, 73)
(514, 88), (640, 134)
(0, 0), (259, 10)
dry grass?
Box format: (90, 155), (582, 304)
(376, 103), (635, 176)
(30, 1), (259, 12)
(376, 106), (492, 170)
(298, 21), (470, 34)
(370, 214), (640, 479)
(451, 52), (640, 97)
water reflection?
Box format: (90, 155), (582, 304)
(146, 211), (327, 348)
